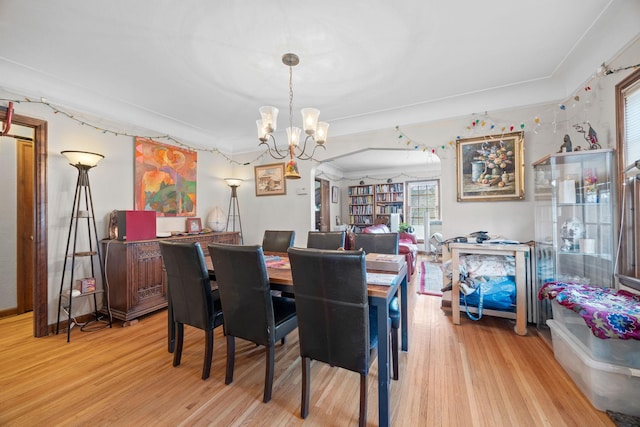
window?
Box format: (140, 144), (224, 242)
(616, 68), (640, 291)
(406, 180), (440, 239)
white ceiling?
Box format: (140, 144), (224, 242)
(1, 0), (639, 170)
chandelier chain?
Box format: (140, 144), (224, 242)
(288, 64), (294, 132)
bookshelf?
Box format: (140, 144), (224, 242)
(374, 183), (404, 226)
(348, 182), (406, 228)
(348, 184), (375, 227)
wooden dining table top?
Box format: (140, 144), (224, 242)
(206, 251), (406, 299)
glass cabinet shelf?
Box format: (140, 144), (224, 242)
(532, 148), (616, 335)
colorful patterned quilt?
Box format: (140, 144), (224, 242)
(538, 282), (640, 340)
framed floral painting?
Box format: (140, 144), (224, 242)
(456, 132), (524, 202)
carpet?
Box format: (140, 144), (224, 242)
(417, 260), (443, 296)
(607, 410), (640, 427)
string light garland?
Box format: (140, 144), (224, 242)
(2, 60), (637, 166)
(394, 60), (640, 154)
(315, 170), (440, 183)
(0, 97), (267, 166)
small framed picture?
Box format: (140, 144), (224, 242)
(186, 217), (202, 234)
(255, 163), (286, 196)
(331, 186), (339, 203)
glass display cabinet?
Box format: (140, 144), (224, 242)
(532, 148), (616, 336)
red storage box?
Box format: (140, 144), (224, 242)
(116, 210), (156, 241)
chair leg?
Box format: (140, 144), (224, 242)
(263, 344), (275, 403)
(391, 326), (399, 380)
(225, 335), (235, 385)
(202, 329), (213, 380)
(173, 323), (183, 367)
(301, 356), (310, 419)
(359, 373), (367, 427)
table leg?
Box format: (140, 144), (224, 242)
(451, 248), (461, 325)
(167, 288), (174, 353)
(400, 272), (408, 352)
(373, 295), (390, 427)
(514, 251), (527, 336)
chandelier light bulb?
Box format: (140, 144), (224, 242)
(287, 126), (301, 147)
(259, 106), (278, 133)
(301, 108), (320, 136)
(315, 122), (330, 145)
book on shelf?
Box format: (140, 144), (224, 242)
(366, 272), (397, 286)
(365, 253), (404, 272)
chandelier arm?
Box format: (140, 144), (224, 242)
(294, 137), (325, 160)
(258, 135), (288, 159)
(292, 134), (313, 159)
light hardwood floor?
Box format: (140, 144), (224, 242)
(1, 261), (614, 426)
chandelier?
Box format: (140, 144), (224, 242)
(256, 53), (329, 179)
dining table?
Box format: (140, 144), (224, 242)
(167, 251), (408, 427)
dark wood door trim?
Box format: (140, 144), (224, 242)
(1, 108), (48, 337)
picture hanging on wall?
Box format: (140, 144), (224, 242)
(254, 163), (286, 196)
(134, 137), (197, 216)
(456, 131), (524, 202)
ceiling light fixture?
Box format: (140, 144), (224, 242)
(256, 53), (329, 179)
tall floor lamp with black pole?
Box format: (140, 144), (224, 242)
(56, 150), (112, 342)
(225, 178), (243, 243)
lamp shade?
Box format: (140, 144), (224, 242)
(61, 150), (104, 167)
(224, 178), (243, 187)
(259, 106), (279, 133)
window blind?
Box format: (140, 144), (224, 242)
(624, 80), (640, 167)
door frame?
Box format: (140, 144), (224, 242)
(315, 178), (330, 231)
(1, 108), (48, 337)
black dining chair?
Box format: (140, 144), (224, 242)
(262, 230), (296, 253)
(288, 247), (379, 427)
(354, 232), (399, 255)
(207, 243), (298, 403)
(307, 231), (346, 250)
(159, 241), (224, 380)
(354, 232), (401, 380)
(263, 230), (297, 298)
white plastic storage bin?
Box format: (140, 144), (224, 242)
(551, 299), (640, 369)
(547, 319), (640, 416)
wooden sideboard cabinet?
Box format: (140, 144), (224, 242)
(102, 232), (240, 322)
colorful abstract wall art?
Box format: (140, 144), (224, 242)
(134, 137), (197, 216)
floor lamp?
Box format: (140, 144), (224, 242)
(225, 178), (243, 243)
(56, 150), (112, 342)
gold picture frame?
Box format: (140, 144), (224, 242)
(456, 131), (524, 202)
(254, 163), (286, 196)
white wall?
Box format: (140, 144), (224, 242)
(1, 36), (638, 323)
(0, 93), (234, 322)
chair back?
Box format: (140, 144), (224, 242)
(354, 232), (399, 255)
(208, 243), (278, 346)
(262, 230), (295, 252)
(307, 231), (346, 250)
(288, 247), (373, 375)
(160, 241), (218, 330)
